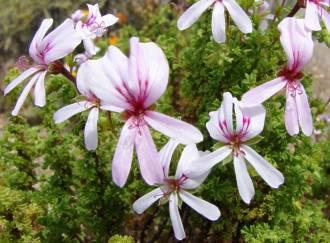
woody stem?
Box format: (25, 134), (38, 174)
(287, 0), (305, 17)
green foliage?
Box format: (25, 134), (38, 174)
(0, 1), (329, 243)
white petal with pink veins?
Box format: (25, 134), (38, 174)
(29, 18), (53, 63)
(212, 1), (226, 43)
(241, 145), (284, 188)
(220, 92), (234, 133)
(233, 155), (255, 204)
(177, 0), (215, 30)
(240, 104), (266, 142)
(206, 111), (230, 143)
(128, 37), (170, 107)
(296, 85), (313, 136)
(179, 190), (221, 220)
(84, 107), (99, 151)
(43, 19), (82, 64)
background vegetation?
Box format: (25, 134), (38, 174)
(0, 0), (329, 242)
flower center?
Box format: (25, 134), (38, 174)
(278, 66), (304, 97)
(163, 175), (188, 194)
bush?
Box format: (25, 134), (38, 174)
(0, 1), (329, 242)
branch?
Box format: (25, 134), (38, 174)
(287, 0), (305, 17)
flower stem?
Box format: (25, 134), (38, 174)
(49, 61), (77, 86)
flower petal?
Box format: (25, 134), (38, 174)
(212, 2), (226, 43)
(169, 193), (186, 241)
(81, 46), (130, 110)
(206, 111), (230, 143)
(102, 14), (118, 27)
(83, 38), (97, 57)
(145, 111), (203, 145)
(179, 190), (221, 221)
(4, 67), (41, 95)
(220, 92), (234, 134)
(305, 1), (321, 31)
(34, 71), (47, 107)
(84, 107), (99, 151)
(128, 37), (170, 107)
(175, 143), (200, 179)
(11, 73), (40, 116)
(133, 188), (164, 214)
(135, 124), (164, 185)
(223, 0), (252, 33)
(42, 19), (82, 64)
(177, 0), (215, 30)
(185, 146), (232, 179)
(278, 17), (313, 70)
(241, 77), (286, 106)
(53, 101), (93, 124)
(285, 88), (299, 136)
(159, 139), (180, 177)
(233, 155), (255, 204)
(29, 18), (53, 63)
(241, 145), (284, 188)
(240, 104), (266, 142)
(296, 84), (313, 136)
(321, 8), (330, 32)
(112, 119), (136, 187)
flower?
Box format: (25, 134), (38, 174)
(241, 17), (314, 136)
(257, 0), (274, 31)
(305, 0), (330, 32)
(81, 37), (203, 187)
(133, 140), (220, 240)
(177, 0), (252, 43)
(4, 18), (81, 116)
(53, 61), (119, 151)
(185, 92), (284, 204)
(76, 4), (118, 56)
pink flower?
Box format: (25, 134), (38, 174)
(185, 93), (284, 204)
(4, 18), (81, 116)
(177, 0), (252, 43)
(53, 62), (121, 151)
(305, 0), (330, 31)
(133, 140), (220, 240)
(81, 37), (203, 187)
(76, 4), (118, 56)
(241, 17), (314, 136)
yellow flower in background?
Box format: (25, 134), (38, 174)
(108, 36), (119, 46)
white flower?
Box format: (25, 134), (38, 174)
(76, 4), (118, 56)
(185, 92), (284, 204)
(133, 140), (220, 240)
(177, 0), (252, 43)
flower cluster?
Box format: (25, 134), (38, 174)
(3, 1), (325, 240)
